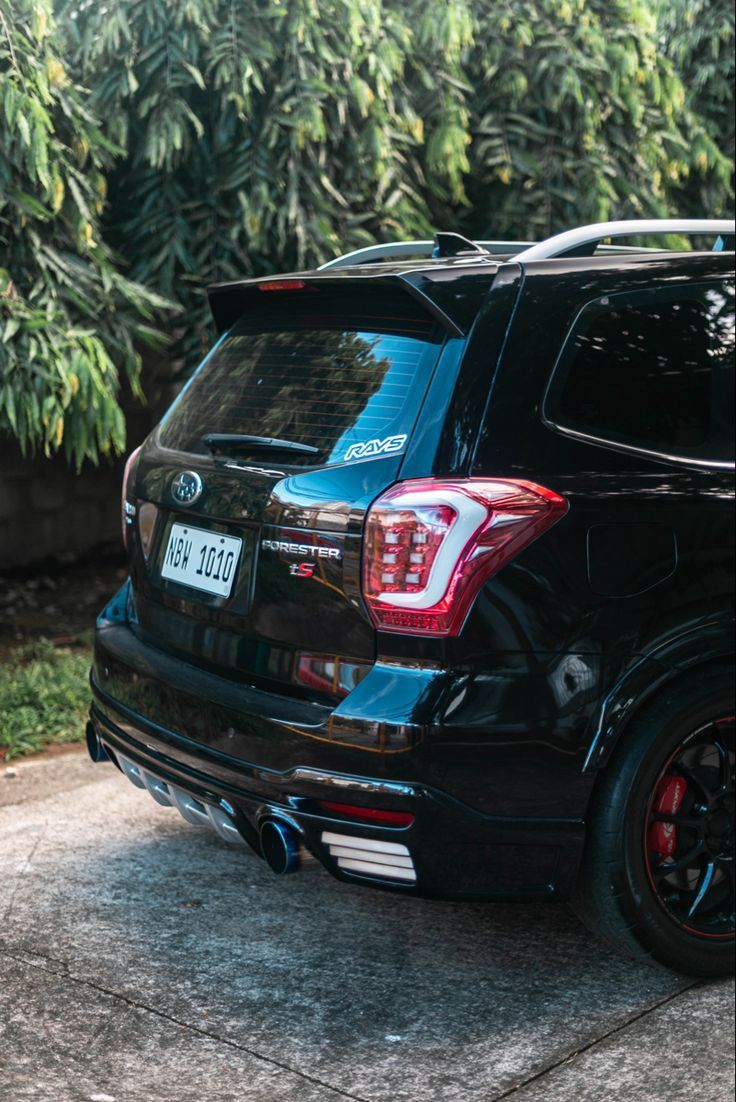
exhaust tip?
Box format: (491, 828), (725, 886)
(85, 721), (109, 763)
(260, 819), (300, 875)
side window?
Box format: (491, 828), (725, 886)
(545, 281), (735, 464)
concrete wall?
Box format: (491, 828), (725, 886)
(0, 417), (163, 571)
(0, 439), (129, 570)
(0, 354), (180, 571)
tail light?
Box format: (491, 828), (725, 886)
(362, 478), (568, 637)
(121, 444), (142, 548)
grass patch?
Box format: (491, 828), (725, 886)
(0, 640), (91, 760)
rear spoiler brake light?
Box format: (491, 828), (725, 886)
(257, 279), (310, 292)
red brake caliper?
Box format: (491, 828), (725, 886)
(648, 774), (688, 858)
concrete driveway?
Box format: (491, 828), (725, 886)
(1, 751), (733, 1102)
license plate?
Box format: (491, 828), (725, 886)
(161, 523), (242, 598)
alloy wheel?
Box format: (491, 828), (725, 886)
(644, 717), (735, 939)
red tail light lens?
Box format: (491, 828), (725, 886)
(121, 444), (142, 548)
(317, 801), (414, 827)
(362, 478), (568, 636)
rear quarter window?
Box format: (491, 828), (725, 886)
(158, 288), (445, 465)
(544, 281), (735, 465)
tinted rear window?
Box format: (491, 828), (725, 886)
(546, 282), (735, 463)
(158, 289), (444, 464)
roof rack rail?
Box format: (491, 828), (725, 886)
(514, 219), (736, 262)
(318, 219), (735, 271)
(318, 237), (533, 270)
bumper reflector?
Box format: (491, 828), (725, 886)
(321, 831), (416, 883)
(317, 800), (414, 827)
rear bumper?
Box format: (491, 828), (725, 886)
(91, 585), (586, 900)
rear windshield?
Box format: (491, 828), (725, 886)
(158, 288), (445, 465)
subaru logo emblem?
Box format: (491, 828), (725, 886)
(171, 470), (203, 506)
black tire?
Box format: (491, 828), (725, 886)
(573, 665), (735, 977)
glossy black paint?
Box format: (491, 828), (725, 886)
(92, 248), (735, 901)
(207, 259), (499, 337)
(91, 585), (583, 899)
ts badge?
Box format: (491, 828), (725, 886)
(289, 562), (315, 578)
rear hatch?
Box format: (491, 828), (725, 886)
(127, 277), (476, 703)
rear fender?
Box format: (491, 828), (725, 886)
(584, 616), (735, 771)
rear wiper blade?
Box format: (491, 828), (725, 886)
(201, 433), (319, 457)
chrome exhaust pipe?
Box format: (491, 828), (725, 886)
(259, 818), (301, 875)
(86, 721), (110, 763)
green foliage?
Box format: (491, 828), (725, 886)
(0, 639), (90, 759)
(457, 0), (727, 239)
(656, 0), (735, 216)
(0, 0), (169, 467)
(60, 0), (733, 373)
(60, 0), (476, 366)
(2, 0), (734, 446)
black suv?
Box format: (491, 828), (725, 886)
(89, 220), (736, 977)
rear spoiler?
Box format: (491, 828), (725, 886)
(207, 267), (500, 339)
